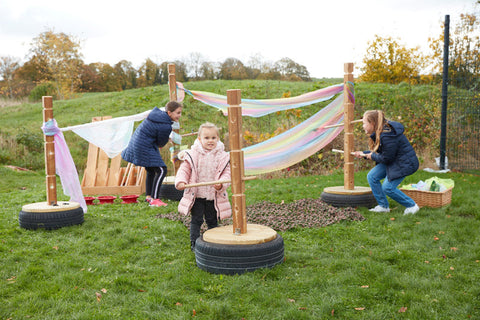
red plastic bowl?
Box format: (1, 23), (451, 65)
(84, 196), (96, 205)
(120, 195), (139, 204)
(97, 196), (117, 204)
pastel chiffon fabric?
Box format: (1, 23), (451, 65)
(61, 110), (151, 158)
(42, 119), (87, 213)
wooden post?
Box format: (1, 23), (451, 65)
(227, 89), (247, 234)
(343, 63), (355, 190)
(43, 96), (57, 205)
(168, 64), (177, 101)
(168, 64), (181, 174)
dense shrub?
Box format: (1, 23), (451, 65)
(29, 82), (57, 101)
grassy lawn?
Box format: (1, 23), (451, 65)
(0, 79), (477, 318)
(1, 167), (479, 319)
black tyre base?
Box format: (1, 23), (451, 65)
(159, 184), (183, 201)
(19, 207), (84, 230)
(321, 191), (377, 208)
(195, 235), (284, 275)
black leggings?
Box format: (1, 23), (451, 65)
(145, 166), (167, 199)
(190, 198), (218, 242)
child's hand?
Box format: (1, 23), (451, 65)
(214, 183), (222, 190)
(354, 151), (370, 160)
(176, 182), (186, 191)
(353, 151), (365, 158)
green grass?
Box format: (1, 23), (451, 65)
(0, 79), (476, 318)
(1, 166), (479, 319)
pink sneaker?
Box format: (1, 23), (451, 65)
(149, 199), (168, 207)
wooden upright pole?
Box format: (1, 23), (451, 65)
(343, 63), (355, 190)
(168, 64), (181, 174)
(168, 64), (177, 101)
(321, 63), (375, 208)
(43, 96), (57, 205)
(227, 89), (247, 234)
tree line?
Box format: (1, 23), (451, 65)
(0, 6), (478, 101)
(0, 32), (311, 101)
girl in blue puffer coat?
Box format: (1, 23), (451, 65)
(122, 101), (183, 207)
(354, 110), (420, 215)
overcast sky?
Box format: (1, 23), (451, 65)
(0, 0), (476, 78)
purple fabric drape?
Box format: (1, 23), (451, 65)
(42, 119), (87, 213)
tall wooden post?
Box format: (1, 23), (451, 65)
(43, 96), (57, 205)
(168, 64), (177, 101)
(196, 87), (283, 274)
(343, 63), (355, 190)
(227, 89), (247, 234)
(168, 64), (181, 174)
(19, 95), (84, 230)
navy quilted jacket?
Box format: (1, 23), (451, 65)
(121, 107), (172, 167)
(369, 121), (419, 181)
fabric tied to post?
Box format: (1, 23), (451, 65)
(42, 119), (87, 213)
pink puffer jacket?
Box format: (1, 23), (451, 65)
(175, 140), (231, 220)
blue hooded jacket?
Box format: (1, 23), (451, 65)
(369, 121), (419, 181)
(121, 107), (172, 167)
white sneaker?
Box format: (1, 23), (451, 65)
(369, 205), (390, 213)
(404, 204), (420, 215)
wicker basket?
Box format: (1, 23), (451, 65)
(400, 187), (453, 208)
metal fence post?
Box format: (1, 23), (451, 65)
(439, 14), (450, 170)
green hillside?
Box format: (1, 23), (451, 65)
(0, 80), (442, 175)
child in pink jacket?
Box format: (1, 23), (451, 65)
(175, 122), (231, 251)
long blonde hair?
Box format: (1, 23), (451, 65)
(364, 110), (387, 152)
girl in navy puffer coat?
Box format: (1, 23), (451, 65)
(122, 101), (183, 207)
(354, 110), (420, 215)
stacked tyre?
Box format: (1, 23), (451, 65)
(195, 235), (284, 275)
(19, 202), (84, 230)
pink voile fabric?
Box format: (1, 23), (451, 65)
(42, 119), (87, 213)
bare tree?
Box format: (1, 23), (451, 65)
(246, 53), (267, 79)
(186, 52), (206, 80)
(0, 56), (21, 97)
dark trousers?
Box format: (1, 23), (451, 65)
(145, 166), (167, 199)
(190, 198), (218, 242)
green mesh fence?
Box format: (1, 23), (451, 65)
(446, 84), (480, 171)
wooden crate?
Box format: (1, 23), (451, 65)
(80, 116), (145, 196)
(400, 188), (452, 208)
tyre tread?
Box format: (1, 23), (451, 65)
(19, 207), (84, 230)
(195, 235), (284, 275)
